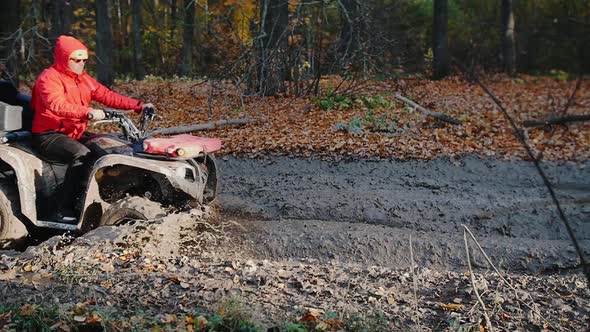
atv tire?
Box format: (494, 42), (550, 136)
(0, 182), (28, 249)
(203, 154), (220, 204)
(99, 196), (166, 226)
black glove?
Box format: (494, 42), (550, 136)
(143, 106), (156, 120)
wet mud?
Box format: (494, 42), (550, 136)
(218, 155), (590, 272)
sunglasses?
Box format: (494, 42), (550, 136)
(70, 58), (88, 63)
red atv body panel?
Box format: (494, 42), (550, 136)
(143, 134), (222, 158)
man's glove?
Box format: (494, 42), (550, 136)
(142, 103), (156, 120)
(88, 108), (106, 120)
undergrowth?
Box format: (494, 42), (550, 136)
(312, 93), (404, 136)
(0, 299), (392, 331)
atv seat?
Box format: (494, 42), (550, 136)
(0, 80), (34, 132)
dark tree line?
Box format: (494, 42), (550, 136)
(0, 0), (587, 94)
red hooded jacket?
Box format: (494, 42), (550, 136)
(31, 35), (143, 139)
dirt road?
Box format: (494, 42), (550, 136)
(218, 156), (590, 273)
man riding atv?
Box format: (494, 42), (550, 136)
(0, 36), (221, 249)
(31, 35), (155, 221)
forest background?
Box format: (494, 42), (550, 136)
(0, 0), (588, 91)
(0, 2), (589, 330)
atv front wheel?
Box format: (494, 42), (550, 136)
(0, 182), (28, 249)
(99, 196), (166, 226)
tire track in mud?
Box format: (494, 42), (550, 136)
(217, 156), (590, 272)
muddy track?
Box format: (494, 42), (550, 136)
(1, 155), (588, 330)
(217, 156), (590, 273)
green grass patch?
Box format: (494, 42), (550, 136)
(0, 300), (393, 331)
(334, 110), (401, 136)
(312, 92), (395, 112)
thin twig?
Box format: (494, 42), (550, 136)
(463, 229), (494, 332)
(409, 235), (421, 331)
(461, 224), (559, 326)
(558, 78), (583, 118)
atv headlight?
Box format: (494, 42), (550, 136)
(176, 148), (186, 156)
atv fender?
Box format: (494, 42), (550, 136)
(0, 144), (42, 222)
(81, 154), (207, 223)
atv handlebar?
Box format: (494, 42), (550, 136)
(88, 108), (157, 120)
(87, 109), (125, 120)
(89, 107), (157, 143)
(104, 109), (126, 120)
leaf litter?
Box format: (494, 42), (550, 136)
(1, 204), (588, 330)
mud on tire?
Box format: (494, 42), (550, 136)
(99, 196), (166, 226)
(0, 182), (28, 249)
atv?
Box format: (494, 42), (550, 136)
(0, 81), (221, 248)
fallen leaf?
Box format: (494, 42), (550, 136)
(100, 263), (115, 272)
(50, 321), (72, 332)
(195, 315), (208, 329)
(437, 302), (464, 310)
(0, 312), (13, 325)
(299, 308), (324, 323)
(166, 275), (180, 284)
(300, 313), (320, 324)
(20, 304), (36, 315)
(31, 273), (52, 290)
(162, 314), (176, 324)
(325, 318), (345, 329)
(87, 312), (102, 324)
(0, 269), (17, 281)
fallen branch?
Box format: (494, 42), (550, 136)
(148, 117), (267, 136)
(393, 93), (462, 125)
(521, 114), (590, 127)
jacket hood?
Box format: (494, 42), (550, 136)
(53, 35), (88, 74)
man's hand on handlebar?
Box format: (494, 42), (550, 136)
(88, 108), (106, 120)
(141, 103), (157, 120)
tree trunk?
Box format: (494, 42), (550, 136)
(95, 0), (115, 86)
(432, 0), (449, 80)
(179, 0), (195, 76)
(169, 0), (177, 41)
(501, 0), (516, 75)
(337, 0), (357, 62)
(45, 0), (73, 63)
(49, 0), (73, 40)
(0, 0), (20, 85)
(257, 0), (289, 96)
(131, 0), (145, 80)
